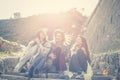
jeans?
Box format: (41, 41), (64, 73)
(28, 55), (46, 78)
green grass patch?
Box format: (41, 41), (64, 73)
(0, 51), (11, 57)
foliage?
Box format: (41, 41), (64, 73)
(0, 9), (87, 46)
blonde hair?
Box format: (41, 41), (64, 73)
(53, 29), (65, 43)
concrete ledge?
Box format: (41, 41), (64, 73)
(0, 74), (113, 80)
(1, 74), (27, 80)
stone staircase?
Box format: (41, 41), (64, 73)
(0, 72), (113, 80)
(0, 53), (116, 80)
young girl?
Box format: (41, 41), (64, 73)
(49, 29), (69, 78)
(50, 30), (67, 72)
(28, 30), (52, 78)
(69, 35), (91, 78)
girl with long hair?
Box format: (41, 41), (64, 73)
(49, 29), (69, 78)
(27, 30), (52, 78)
(69, 35), (91, 78)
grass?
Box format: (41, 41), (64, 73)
(0, 37), (19, 46)
(0, 52), (10, 57)
(0, 50), (24, 58)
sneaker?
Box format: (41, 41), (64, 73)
(75, 74), (83, 79)
(71, 73), (77, 79)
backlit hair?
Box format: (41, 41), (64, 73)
(54, 29), (65, 42)
(35, 29), (48, 41)
(71, 35), (90, 55)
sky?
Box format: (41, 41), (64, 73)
(0, 0), (99, 19)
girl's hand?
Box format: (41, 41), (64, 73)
(81, 47), (87, 55)
(49, 53), (56, 59)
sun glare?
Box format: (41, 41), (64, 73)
(20, 0), (99, 17)
(0, 0), (99, 19)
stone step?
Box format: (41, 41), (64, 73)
(0, 73), (113, 80)
(5, 72), (59, 78)
(5, 72), (28, 77)
(0, 74), (27, 80)
(0, 74), (69, 80)
(0, 78), (8, 80)
(92, 75), (113, 80)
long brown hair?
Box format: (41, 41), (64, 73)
(80, 36), (90, 55)
(71, 35), (90, 56)
(35, 29), (48, 42)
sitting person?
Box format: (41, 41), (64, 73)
(49, 29), (69, 78)
(27, 30), (52, 78)
(69, 35), (91, 78)
(14, 31), (43, 72)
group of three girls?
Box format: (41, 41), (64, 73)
(14, 29), (91, 78)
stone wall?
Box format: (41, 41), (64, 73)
(86, 0), (120, 53)
(0, 57), (19, 74)
(91, 52), (120, 76)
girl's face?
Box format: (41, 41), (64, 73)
(55, 33), (64, 43)
(39, 32), (46, 41)
(76, 37), (82, 47)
